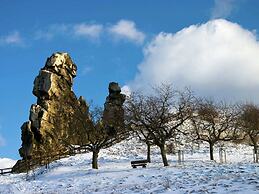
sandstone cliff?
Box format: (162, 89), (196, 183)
(13, 53), (90, 172)
(12, 53), (126, 173)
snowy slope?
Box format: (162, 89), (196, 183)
(0, 139), (258, 194)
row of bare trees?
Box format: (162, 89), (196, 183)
(57, 83), (258, 169)
(125, 84), (259, 166)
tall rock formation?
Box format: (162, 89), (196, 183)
(103, 82), (126, 135)
(12, 53), (126, 173)
(13, 52), (89, 172)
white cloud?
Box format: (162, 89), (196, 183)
(129, 19), (259, 103)
(108, 20), (145, 44)
(35, 23), (103, 40)
(34, 20), (144, 45)
(0, 31), (23, 45)
(34, 30), (54, 41)
(211, 0), (236, 19)
(0, 158), (16, 168)
(74, 24), (103, 39)
(34, 24), (69, 40)
(81, 66), (92, 75)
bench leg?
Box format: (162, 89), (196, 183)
(143, 165), (146, 168)
(132, 165), (136, 168)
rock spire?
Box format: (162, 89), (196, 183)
(13, 52), (89, 172)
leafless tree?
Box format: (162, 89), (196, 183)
(239, 103), (259, 162)
(190, 99), (241, 160)
(125, 92), (154, 163)
(52, 95), (128, 169)
(80, 106), (128, 169)
(64, 100), (128, 169)
(125, 84), (193, 166)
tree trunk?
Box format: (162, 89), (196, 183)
(147, 143), (151, 163)
(159, 144), (169, 166)
(92, 149), (99, 169)
(209, 142), (214, 161)
(254, 145), (258, 163)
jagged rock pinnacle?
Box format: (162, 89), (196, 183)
(13, 52), (89, 172)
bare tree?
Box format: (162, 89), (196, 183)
(240, 103), (259, 162)
(190, 99), (241, 160)
(66, 82), (128, 169)
(80, 106), (128, 169)
(63, 100), (128, 169)
(125, 84), (193, 166)
(125, 93), (154, 163)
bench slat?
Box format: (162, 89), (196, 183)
(131, 160), (148, 165)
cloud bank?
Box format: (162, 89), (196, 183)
(129, 19), (259, 103)
(0, 158), (16, 169)
(34, 20), (145, 45)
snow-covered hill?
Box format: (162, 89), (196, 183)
(0, 139), (258, 194)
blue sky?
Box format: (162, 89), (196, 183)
(0, 0), (259, 159)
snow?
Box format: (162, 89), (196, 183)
(0, 140), (258, 194)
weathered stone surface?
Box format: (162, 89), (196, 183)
(45, 52), (77, 85)
(29, 104), (46, 129)
(13, 52), (89, 172)
(78, 96), (89, 113)
(18, 121), (33, 159)
(13, 53), (126, 173)
(33, 70), (52, 99)
(103, 82), (126, 135)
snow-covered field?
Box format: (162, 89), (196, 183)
(0, 140), (258, 194)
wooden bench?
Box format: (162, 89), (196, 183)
(0, 168), (12, 175)
(131, 159), (148, 168)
